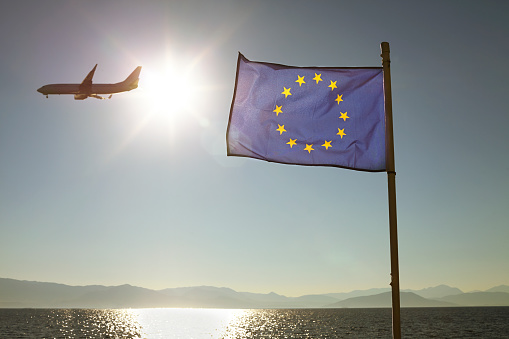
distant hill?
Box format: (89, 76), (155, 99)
(1, 278), (508, 309)
(59, 284), (176, 309)
(327, 292), (455, 308)
(157, 286), (341, 308)
(0, 278), (326, 309)
(325, 287), (390, 300)
(485, 285), (509, 293)
(0, 278), (107, 308)
(438, 292), (509, 307)
(405, 284), (463, 299)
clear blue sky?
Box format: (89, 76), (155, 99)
(1, 1), (508, 297)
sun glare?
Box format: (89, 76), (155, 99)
(140, 64), (196, 116)
(108, 58), (216, 160)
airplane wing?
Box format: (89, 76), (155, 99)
(79, 64), (98, 93)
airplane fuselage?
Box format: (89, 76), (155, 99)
(37, 82), (137, 95)
(37, 65), (141, 100)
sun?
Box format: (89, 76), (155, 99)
(111, 58), (214, 157)
(139, 63), (196, 116)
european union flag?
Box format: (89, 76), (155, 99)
(227, 53), (386, 172)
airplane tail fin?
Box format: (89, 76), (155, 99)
(122, 66), (142, 90)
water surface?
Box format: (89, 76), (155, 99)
(1, 307), (508, 338)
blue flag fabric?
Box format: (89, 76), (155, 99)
(227, 53), (386, 172)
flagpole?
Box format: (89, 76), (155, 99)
(381, 42), (401, 339)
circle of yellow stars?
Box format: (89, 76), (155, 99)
(273, 72), (350, 153)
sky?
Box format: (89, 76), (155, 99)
(0, 0), (508, 297)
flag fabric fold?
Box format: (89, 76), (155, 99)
(227, 53), (386, 172)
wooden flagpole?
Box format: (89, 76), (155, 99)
(381, 42), (401, 339)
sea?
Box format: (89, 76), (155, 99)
(0, 307), (508, 338)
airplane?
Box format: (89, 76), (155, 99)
(37, 64), (142, 100)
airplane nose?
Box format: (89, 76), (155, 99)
(37, 87), (43, 93)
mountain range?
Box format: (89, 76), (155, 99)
(1, 278), (508, 309)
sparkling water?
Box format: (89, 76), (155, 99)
(0, 307), (508, 338)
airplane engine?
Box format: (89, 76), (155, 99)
(74, 94), (88, 100)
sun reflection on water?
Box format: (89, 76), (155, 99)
(218, 309), (318, 338)
(133, 308), (244, 338)
(2, 307), (507, 338)
(48, 309), (143, 338)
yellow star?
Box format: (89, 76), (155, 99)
(313, 73), (322, 84)
(273, 105), (283, 116)
(328, 80), (337, 91)
(276, 124), (286, 135)
(304, 144), (314, 153)
(339, 112), (349, 121)
(337, 128), (346, 139)
(281, 87), (292, 98)
(287, 138), (297, 148)
(322, 140), (332, 149)
(295, 75), (305, 87)
(335, 94), (343, 105)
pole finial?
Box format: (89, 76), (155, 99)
(381, 42), (391, 63)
